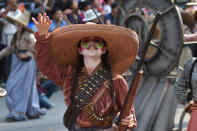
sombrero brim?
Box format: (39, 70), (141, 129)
(49, 24), (139, 74)
(4, 15), (34, 33)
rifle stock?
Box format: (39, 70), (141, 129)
(118, 70), (143, 131)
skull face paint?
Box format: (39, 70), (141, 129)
(80, 36), (104, 51)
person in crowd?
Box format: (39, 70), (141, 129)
(42, 0), (55, 18)
(104, 2), (118, 25)
(0, 10), (46, 121)
(37, 71), (58, 109)
(29, 0), (43, 18)
(32, 13), (138, 130)
(54, 0), (72, 12)
(0, 0), (21, 84)
(103, 0), (114, 15)
(82, 9), (101, 24)
(0, 0), (21, 46)
(66, 0), (83, 24)
(78, 0), (91, 20)
(49, 7), (67, 32)
(90, 0), (103, 13)
(29, 0), (55, 18)
(55, 0), (75, 25)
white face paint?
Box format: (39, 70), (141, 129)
(78, 38), (106, 57)
(80, 47), (103, 57)
(78, 36), (107, 69)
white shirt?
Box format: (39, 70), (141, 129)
(0, 8), (21, 45)
(103, 4), (111, 15)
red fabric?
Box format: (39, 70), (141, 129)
(34, 33), (136, 127)
(97, 7), (103, 13)
(188, 110), (197, 131)
(81, 12), (85, 20)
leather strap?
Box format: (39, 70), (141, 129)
(92, 85), (108, 105)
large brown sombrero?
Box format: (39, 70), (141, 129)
(49, 24), (139, 74)
(4, 9), (34, 33)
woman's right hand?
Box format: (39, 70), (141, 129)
(32, 13), (52, 35)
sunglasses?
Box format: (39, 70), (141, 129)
(80, 36), (104, 49)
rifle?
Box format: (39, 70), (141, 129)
(116, 11), (162, 130)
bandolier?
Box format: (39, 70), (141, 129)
(64, 66), (117, 129)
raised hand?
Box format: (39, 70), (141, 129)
(32, 13), (52, 35)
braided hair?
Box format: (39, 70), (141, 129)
(70, 53), (84, 103)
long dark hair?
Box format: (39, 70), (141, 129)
(11, 28), (26, 46)
(70, 39), (115, 103)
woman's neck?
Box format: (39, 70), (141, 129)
(83, 56), (102, 74)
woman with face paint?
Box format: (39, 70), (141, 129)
(0, 10), (46, 121)
(33, 13), (139, 130)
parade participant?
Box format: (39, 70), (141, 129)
(175, 57), (197, 131)
(0, 0), (21, 83)
(33, 13), (138, 130)
(0, 10), (46, 121)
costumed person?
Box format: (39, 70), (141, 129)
(175, 34), (197, 131)
(0, 0), (21, 83)
(0, 10), (46, 121)
(32, 13), (139, 130)
(175, 57), (197, 131)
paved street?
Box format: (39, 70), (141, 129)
(0, 90), (190, 131)
(0, 91), (68, 131)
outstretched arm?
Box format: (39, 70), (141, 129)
(32, 13), (70, 86)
